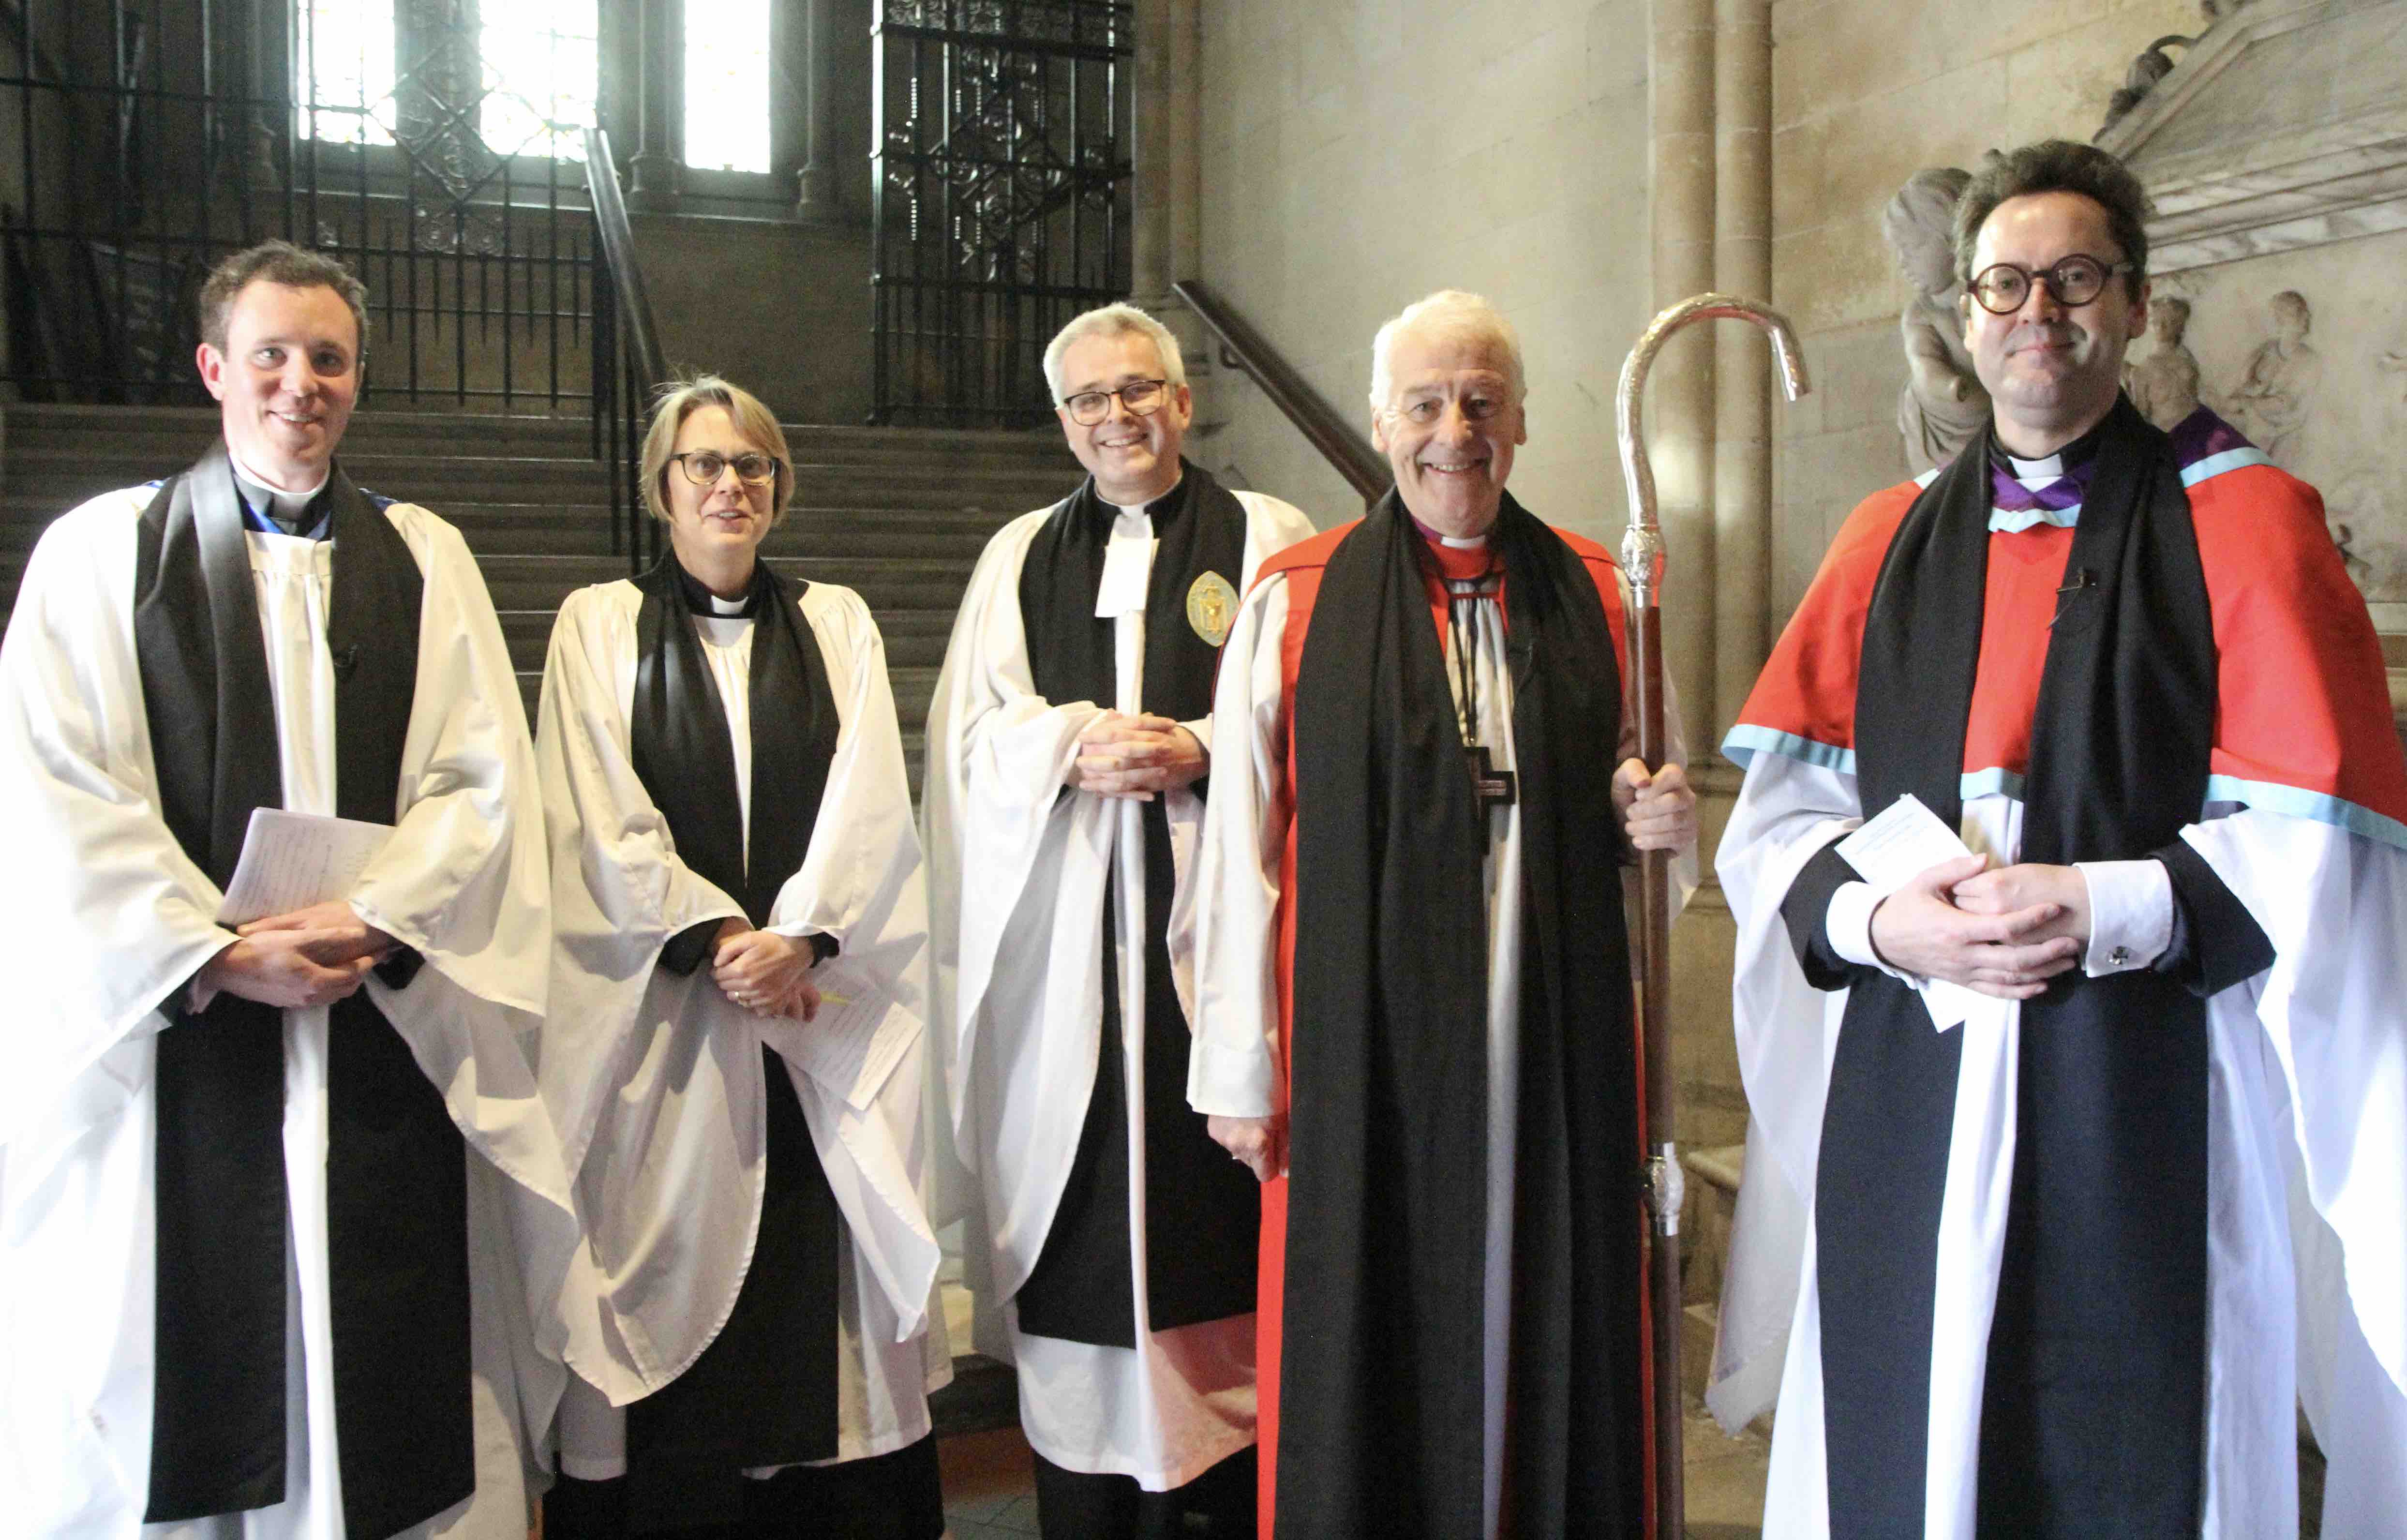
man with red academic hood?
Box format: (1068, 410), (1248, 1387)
(1186, 288), (1699, 1539)
(1714, 140), (2407, 1537)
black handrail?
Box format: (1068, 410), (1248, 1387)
(583, 126), (669, 573)
(1172, 278), (1390, 506)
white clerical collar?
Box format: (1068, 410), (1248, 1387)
(1101, 470), (1182, 517)
(1438, 533), (1488, 549)
(2003, 449), (2065, 480)
(227, 444), (329, 523)
(704, 591), (749, 616)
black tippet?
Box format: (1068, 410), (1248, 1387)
(1277, 492), (1645, 1540)
(1786, 397), (2274, 1536)
(1011, 461), (1261, 1346)
(617, 552), (846, 1521)
(134, 444), (466, 1540)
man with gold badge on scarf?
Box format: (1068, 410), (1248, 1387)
(924, 302), (1313, 1537)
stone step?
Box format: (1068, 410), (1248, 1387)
(3, 404), (1077, 469)
(2, 450), (1068, 510)
(476, 553), (977, 613)
(0, 492), (1026, 555)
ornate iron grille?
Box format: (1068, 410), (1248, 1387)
(2, 0), (600, 413)
(871, 0), (1133, 427)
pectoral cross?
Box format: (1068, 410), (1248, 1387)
(1466, 744), (1517, 812)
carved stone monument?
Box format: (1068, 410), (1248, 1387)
(1883, 167), (1991, 476)
(2127, 296), (2205, 430)
(2099, 0), (2407, 643)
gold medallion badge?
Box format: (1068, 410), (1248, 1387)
(1186, 570), (1238, 647)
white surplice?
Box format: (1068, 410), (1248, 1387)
(536, 578), (948, 1479)
(1185, 543), (1694, 1539)
(1714, 753), (2407, 1539)
(922, 488), (1313, 1489)
(0, 484), (582, 1540)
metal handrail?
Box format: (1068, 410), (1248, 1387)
(1172, 278), (1390, 507)
(583, 126), (668, 572)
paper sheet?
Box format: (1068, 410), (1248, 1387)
(768, 956), (916, 1110)
(215, 808), (394, 927)
(1834, 793), (1987, 1032)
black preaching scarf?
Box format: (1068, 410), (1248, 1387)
(1816, 396), (2224, 1537)
(621, 553), (846, 1498)
(133, 443), (473, 1540)
(1011, 461), (1261, 1347)
(1279, 491), (1644, 1540)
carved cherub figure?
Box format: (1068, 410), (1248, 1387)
(1883, 167), (1990, 475)
(2127, 296), (2204, 431)
(2230, 289), (2322, 465)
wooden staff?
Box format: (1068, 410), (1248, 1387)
(1615, 294), (1808, 1540)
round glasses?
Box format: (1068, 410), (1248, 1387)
(1062, 378), (1169, 426)
(669, 449), (778, 487)
(1968, 255), (2137, 315)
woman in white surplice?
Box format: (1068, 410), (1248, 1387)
(536, 377), (947, 1538)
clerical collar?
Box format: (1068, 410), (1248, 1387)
(670, 558), (762, 617)
(1099, 468), (1186, 521)
(1405, 513), (1490, 550)
(1988, 414), (2105, 479)
(228, 446), (331, 538)
(1986, 413), (2107, 532)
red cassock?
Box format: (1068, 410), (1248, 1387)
(1240, 520), (1650, 1534)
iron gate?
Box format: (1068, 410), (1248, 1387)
(2, 0), (601, 413)
(870, 0), (1132, 428)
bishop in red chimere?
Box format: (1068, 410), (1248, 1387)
(1183, 289), (1700, 1540)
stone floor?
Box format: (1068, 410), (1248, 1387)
(935, 1402), (1771, 1540)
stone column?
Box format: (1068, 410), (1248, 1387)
(793, 0), (839, 219)
(627, 0), (681, 209)
(1712, 0), (1773, 745)
(1129, 0), (1175, 306)
(1167, 0), (1202, 291)
(1649, 0), (1718, 740)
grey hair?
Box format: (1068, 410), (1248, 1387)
(1368, 290), (1526, 412)
(1042, 302), (1188, 404)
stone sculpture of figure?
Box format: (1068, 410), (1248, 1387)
(2127, 295), (2204, 430)
(1883, 167), (1989, 475)
(2231, 289), (2322, 465)
(2098, 35), (2195, 136)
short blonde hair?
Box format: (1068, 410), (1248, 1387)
(1368, 290), (1526, 413)
(1043, 302), (1187, 405)
(640, 375), (796, 525)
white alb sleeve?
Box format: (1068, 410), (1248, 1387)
(2075, 857), (2175, 975)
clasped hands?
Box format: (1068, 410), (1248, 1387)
(708, 916), (823, 1022)
(1069, 711), (1206, 800)
(199, 900), (398, 1009)
(1869, 855), (2090, 999)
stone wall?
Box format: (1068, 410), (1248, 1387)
(1190, 0), (1656, 540)
(1767, 0), (2200, 615)
(631, 212), (872, 425)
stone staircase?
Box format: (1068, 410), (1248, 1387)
(0, 404), (1083, 782)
